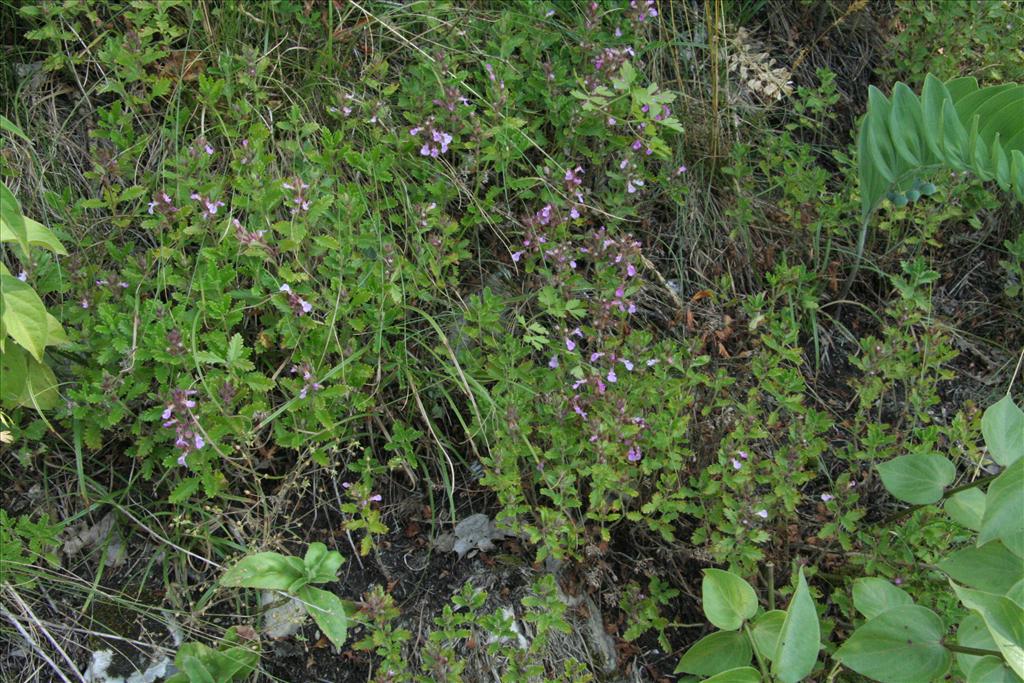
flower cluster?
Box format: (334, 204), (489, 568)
(282, 178), (311, 214)
(190, 193), (224, 219)
(161, 389), (204, 466)
(147, 191), (178, 216)
(278, 284), (312, 315)
(342, 481), (382, 507)
(410, 118), (453, 158)
(190, 137), (215, 157)
(433, 85), (471, 112)
(628, 0), (658, 22)
(290, 363), (324, 399)
(233, 218), (268, 249)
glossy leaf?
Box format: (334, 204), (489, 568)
(982, 395), (1024, 467)
(220, 551), (306, 591)
(675, 631), (752, 676)
(701, 569), (758, 631)
(877, 453), (955, 505)
(852, 577), (914, 620)
(772, 568), (820, 683)
(979, 458), (1024, 558)
(834, 605), (951, 683)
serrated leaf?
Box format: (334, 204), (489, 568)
(168, 477), (202, 504)
(221, 552), (306, 591)
(226, 333), (244, 364)
(674, 631), (751, 676)
(834, 605), (951, 683)
(877, 453), (956, 505)
(979, 458), (1024, 558)
(982, 395), (1024, 467)
(772, 568), (819, 683)
(701, 569), (758, 631)
(852, 577), (914, 620)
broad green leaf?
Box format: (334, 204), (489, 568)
(946, 488), (987, 531)
(0, 345), (28, 407)
(1, 273), (49, 362)
(675, 631), (752, 676)
(772, 568), (820, 683)
(178, 654), (216, 683)
(938, 541), (1023, 593)
(0, 216), (67, 255)
(220, 551), (305, 591)
(852, 577), (914, 619)
(968, 656), (1022, 683)
(0, 182), (29, 254)
(834, 605), (951, 683)
(701, 569), (758, 631)
(45, 313), (67, 346)
(982, 395), (1024, 467)
(979, 458), (1024, 558)
(701, 667), (761, 683)
(0, 114), (31, 143)
(749, 610), (786, 662)
(877, 453), (956, 505)
(1008, 578), (1024, 608)
(957, 613), (1010, 681)
(296, 585), (348, 649)
(953, 583), (1024, 679)
(303, 542), (344, 584)
(24, 355), (60, 410)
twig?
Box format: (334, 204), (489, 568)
(2, 584), (87, 683)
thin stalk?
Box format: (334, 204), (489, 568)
(744, 623), (770, 679)
(943, 642), (1004, 658)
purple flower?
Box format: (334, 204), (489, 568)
(731, 458), (742, 470)
(17, 271), (27, 281)
(566, 338), (576, 352)
(162, 388), (205, 466)
(511, 250), (524, 262)
(627, 446), (642, 462)
(621, 359), (634, 371)
(280, 284), (312, 316)
(755, 509), (768, 519)
(821, 493), (834, 502)
(606, 368), (617, 383)
(646, 358), (658, 366)
(548, 356), (559, 369)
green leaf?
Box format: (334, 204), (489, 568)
(178, 653), (216, 683)
(221, 552), (306, 591)
(957, 612), (1014, 682)
(0, 345), (28, 407)
(1, 273), (50, 362)
(700, 667), (761, 683)
(946, 488), (987, 531)
(953, 583), (1024, 679)
(1008, 578), (1024, 608)
(0, 114), (31, 143)
(852, 577), (914, 619)
(772, 568), (820, 683)
(296, 585), (348, 649)
(675, 631), (752, 676)
(938, 541), (1023, 593)
(701, 569), (758, 631)
(24, 355), (60, 410)
(982, 395), (1024, 467)
(877, 453), (956, 505)
(0, 182), (29, 254)
(303, 542), (344, 584)
(979, 458), (1024, 558)
(834, 605), (951, 683)
(749, 610), (786, 662)
(967, 656), (1021, 683)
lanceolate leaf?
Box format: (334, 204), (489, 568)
(700, 667), (761, 683)
(1, 272), (50, 362)
(772, 568), (820, 683)
(834, 605), (951, 683)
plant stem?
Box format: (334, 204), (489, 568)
(767, 562), (775, 611)
(879, 472), (998, 526)
(943, 642), (1004, 658)
(744, 623), (770, 679)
